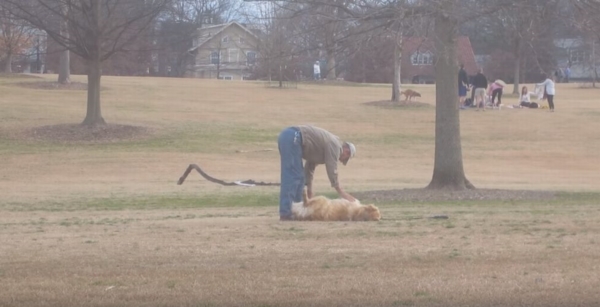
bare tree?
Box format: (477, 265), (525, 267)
(571, 0), (600, 86)
(1, 0), (170, 126)
(0, 6), (34, 73)
(481, 1), (560, 93)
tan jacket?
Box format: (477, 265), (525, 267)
(297, 125), (343, 188)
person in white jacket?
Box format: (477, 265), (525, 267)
(537, 75), (556, 112)
(313, 61), (321, 80)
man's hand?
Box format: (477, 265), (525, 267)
(335, 186), (356, 202)
(340, 191), (356, 202)
(307, 188), (314, 199)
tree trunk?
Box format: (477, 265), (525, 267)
(279, 64), (283, 88)
(82, 57), (105, 126)
(362, 56), (366, 83)
(512, 55), (521, 94)
(426, 13), (474, 191)
(593, 40), (597, 88)
(512, 38), (521, 94)
(58, 49), (71, 84)
(4, 52), (12, 73)
(326, 48), (336, 80)
(58, 2), (70, 84)
(81, 1), (105, 127)
(391, 33), (402, 102)
(267, 58), (272, 82)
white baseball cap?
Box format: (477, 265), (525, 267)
(342, 142), (356, 165)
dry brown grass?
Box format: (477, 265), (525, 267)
(2, 204), (600, 306)
(1, 74), (600, 306)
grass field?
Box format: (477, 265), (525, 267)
(1, 73), (600, 306)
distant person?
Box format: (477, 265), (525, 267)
(471, 68), (488, 111)
(538, 75), (556, 112)
(516, 86), (536, 108)
(564, 66), (571, 83)
(458, 64), (469, 108)
(487, 79), (506, 109)
(313, 61), (321, 80)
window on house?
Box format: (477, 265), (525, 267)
(222, 36), (229, 43)
(411, 51), (434, 65)
(246, 51), (256, 65)
(210, 51), (220, 64)
(569, 50), (586, 64)
(239, 37), (245, 44)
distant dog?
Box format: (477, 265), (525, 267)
(401, 89), (421, 101)
(292, 190), (381, 221)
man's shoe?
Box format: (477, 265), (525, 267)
(280, 216), (294, 221)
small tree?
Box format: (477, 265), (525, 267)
(2, 0), (169, 126)
(571, 0), (600, 87)
(0, 6), (34, 73)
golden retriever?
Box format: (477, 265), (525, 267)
(292, 189), (381, 221)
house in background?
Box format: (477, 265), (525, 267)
(554, 38), (600, 81)
(186, 22), (259, 80)
(401, 36), (478, 84)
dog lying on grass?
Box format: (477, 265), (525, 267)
(292, 189), (381, 221)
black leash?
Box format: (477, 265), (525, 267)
(177, 164), (280, 187)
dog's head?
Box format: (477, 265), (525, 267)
(414, 92), (422, 97)
(354, 204), (381, 221)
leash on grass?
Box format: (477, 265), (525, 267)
(177, 164), (280, 187)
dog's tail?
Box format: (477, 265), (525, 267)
(302, 188), (309, 206)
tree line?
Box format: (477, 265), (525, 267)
(2, 1), (598, 83)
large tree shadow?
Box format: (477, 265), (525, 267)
(21, 124), (152, 143)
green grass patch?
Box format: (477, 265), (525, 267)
(4, 191), (279, 211)
(0, 122), (281, 155)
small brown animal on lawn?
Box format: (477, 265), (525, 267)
(401, 89), (422, 101)
(291, 189), (381, 221)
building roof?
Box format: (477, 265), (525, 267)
(188, 22), (258, 52)
(401, 36), (479, 78)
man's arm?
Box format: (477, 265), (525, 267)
(304, 161), (316, 198)
(324, 158), (356, 202)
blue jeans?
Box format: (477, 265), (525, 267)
(278, 127), (305, 218)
